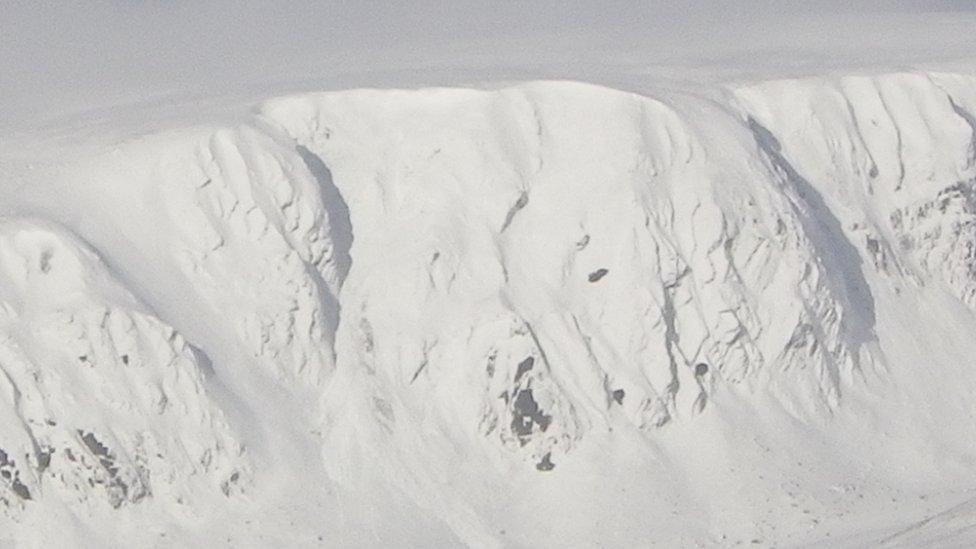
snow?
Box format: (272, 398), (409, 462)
(5, 3), (976, 547)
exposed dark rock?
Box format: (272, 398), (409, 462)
(536, 452), (555, 472)
(0, 449), (32, 501)
(37, 448), (52, 472)
(11, 479), (31, 500)
(511, 388), (552, 444)
(79, 431), (111, 461)
(612, 388), (625, 404)
(219, 471), (242, 497)
(588, 268), (609, 282)
(514, 357), (534, 384)
(79, 431), (121, 479)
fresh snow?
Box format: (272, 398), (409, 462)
(5, 3), (976, 548)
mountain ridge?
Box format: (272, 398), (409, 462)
(3, 71), (976, 546)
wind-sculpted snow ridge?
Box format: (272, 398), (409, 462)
(4, 71), (976, 546)
(0, 219), (248, 527)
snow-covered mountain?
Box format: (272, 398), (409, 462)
(4, 69), (976, 546)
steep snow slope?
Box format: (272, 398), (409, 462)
(262, 80), (873, 479)
(0, 219), (248, 542)
(736, 73), (976, 309)
(3, 72), (976, 546)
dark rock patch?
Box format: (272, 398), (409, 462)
(37, 448), (52, 472)
(10, 479), (30, 500)
(1, 448), (32, 501)
(511, 388), (552, 445)
(514, 356), (534, 384)
(588, 268), (609, 283)
(536, 452), (555, 472)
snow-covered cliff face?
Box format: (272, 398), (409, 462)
(736, 73), (976, 309)
(75, 125), (346, 387)
(0, 220), (247, 518)
(261, 81), (885, 468)
(4, 72), (976, 546)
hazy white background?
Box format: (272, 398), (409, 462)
(2, 1), (976, 127)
